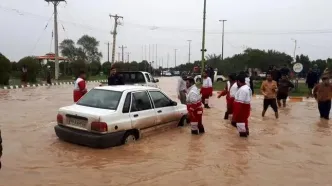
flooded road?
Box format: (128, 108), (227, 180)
(0, 77), (331, 186)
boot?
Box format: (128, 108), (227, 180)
(224, 112), (229, 120)
(198, 125), (205, 134)
(231, 121), (237, 127)
(191, 130), (199, 135)
(239, 132), (248, 137)
(204, 104), (210, 109)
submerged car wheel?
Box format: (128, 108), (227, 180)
(122, 131), (137, 145)
(178, 115), (188, 127)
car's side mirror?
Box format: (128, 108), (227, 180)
(170, 101), (177, 106)
(153, 79), (159, 83)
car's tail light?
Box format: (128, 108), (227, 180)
(57, 114), (63, 124)
(91, 122), (108, 132)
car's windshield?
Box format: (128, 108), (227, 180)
(76, 89), (122, 110)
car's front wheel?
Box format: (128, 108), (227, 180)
(122, 131), (138, 144)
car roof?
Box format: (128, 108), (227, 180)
(94, 85), (159, 92)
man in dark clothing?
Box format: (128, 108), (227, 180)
(277, 74), (294, 107)
(108, 67), (124, 85)
(46, 66), (51, 85)
(207, 66), (215, 83)
(306, 68), (318, 98)
(280, 64), (290, 77)
(270, 66), (281, 83)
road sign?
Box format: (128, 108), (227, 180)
(293, 63), (303, 73)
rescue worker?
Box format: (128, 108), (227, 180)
(108, 67), (124, 85)
(313, 76), (332, 120)
(277, 74), (294, 107)
(0, 129), (2, 169)
(177, 72), (187, 104)
(200, 71), (213, 108)
(73, 71), (87, 102)
(232, 74), (252, 137)
(218, 73), (237, 120)
(261, 73), (279, 118)
(186, 77), (204, 135)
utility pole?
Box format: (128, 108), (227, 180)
(144, 45), (147, 61)
(174, 49), (177, 68)
(201, 0), (207, 75)
(156, 44), (158, 69)
(109, 14), (123, 64)
(126, 52), (131, 63)
(119, 45), (127, 62)
(117, 52), (121, 62)
(291, 38), (297, 62)
(187, 40), (192, 63)
(45, 0), (65, 80)
(105, 42), (110, 62)
(219, 19), (227, 61)
(149, 44), (151, 62)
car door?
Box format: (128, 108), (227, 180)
(148, 90), (180, 126)
(129, 91), (156, 129)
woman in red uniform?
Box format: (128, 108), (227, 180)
(200, 71), (213, 108)
(73, 71), (87, 102)
(218, 73), (237, 120)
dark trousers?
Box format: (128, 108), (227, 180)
(318, 100), (331, 119)
(263, 98), (278, 112)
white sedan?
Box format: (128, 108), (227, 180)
(55, 85), (188, 148)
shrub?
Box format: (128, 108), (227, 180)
(0, 53), (11, 85)
(17, 56), (40, 83)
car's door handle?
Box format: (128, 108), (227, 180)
(157, 110), (162, 113)
(133, 114), (139, 117)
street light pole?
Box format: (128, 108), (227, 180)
(219, 19), (227, 61)
(187, 40), (192, 63)
(201, 0), (207, 75)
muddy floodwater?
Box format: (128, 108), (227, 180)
(0, 77), (331, 186)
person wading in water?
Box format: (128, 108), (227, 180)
(261, 73), (279, 118)
(218, 73), (237, 120)
(177, 72), (187, 104)
(73, 71), (87, 102)
(313, 76), (332, 120)
(277, 74), (294, 107)
(186, 77), (205, 135)
(200, 71), (213, 108)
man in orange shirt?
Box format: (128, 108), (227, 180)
(261, 73), (279, 118)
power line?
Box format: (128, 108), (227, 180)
(2, 5), (332, 36)
(30, 13), (54, 53)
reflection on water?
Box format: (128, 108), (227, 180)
(0, 78), (332, 186)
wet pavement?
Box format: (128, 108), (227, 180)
(0, 77), (331, 186)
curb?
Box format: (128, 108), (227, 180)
(0, 80), (107, 90)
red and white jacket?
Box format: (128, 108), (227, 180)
(73, 77), (87, 102)
(232, 84), (252, 125)
(200, 77), (213, 97)
(186, 85), (203, 114)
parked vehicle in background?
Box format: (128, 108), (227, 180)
(173, 71), (180, 76)
(194, 70), (227, 83)
(55, 86), (188, 148)
(104, 71), (159, 88)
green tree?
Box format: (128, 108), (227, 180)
(17, 56), (40, 83)
(77, 35), (102, 63)
(59, 39), (77, 61)
(102, 61), (112, 75)
(70, 59), (88, 78)
(0, 53), (11, 85)
(89, 61), (101, 76)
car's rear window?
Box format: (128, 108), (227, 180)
(77, 89), (122, 110)
(118, 72), (145, 84)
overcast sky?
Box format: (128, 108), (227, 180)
(1, 0), (332, 67)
